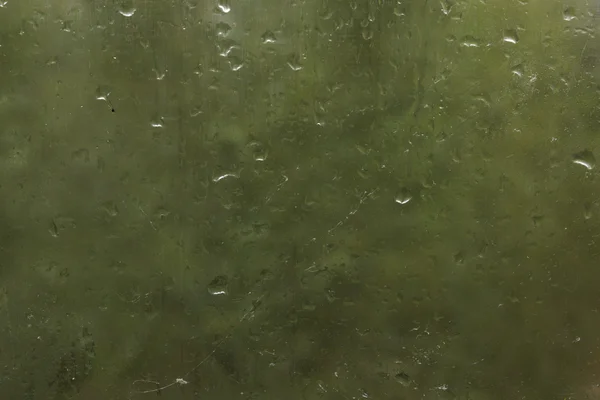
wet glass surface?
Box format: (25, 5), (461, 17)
(0, 0), (600, 399)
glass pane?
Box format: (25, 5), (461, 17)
(0, 0), (598, 399)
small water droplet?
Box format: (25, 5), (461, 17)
(287, 54), (303, 71)
(572, 150), (595, 170)
(394, 188), (412, 205)
(208, 275), (229, 296)
(394, 372), (411, 387)
(261, 30), (277, 44)
(153, 68), (166, 80)
(102, 201), (119, 217)
(71, 148), (90, 164)
(118, 7), (136, 17)
(95, 85), (111, 101)
(229, 56), (244, 71)
(460, 35), (480, 47)
(563, 7), (575, 21)
(49, 220), (59, 238)
(502, 29), (519, 44)
(216, 21), (231, 37)
(248, 141), (268, 161)
(511, 63), (524, 77)
(150, 117), (164, 128)
(217, 39), (237, 57)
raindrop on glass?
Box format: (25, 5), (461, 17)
(502, 29), (519, 44)
(229, 56), (244, 71)
(287, 54), (303, 71)
(394, 188), (412, 205)
(118, 7), (136, 17)
(511, 63), (524, 77)
(394, 372), (411, 387)
(49, 220), (59, 238)
(216, 0), (231, 14)
(95, 85), (111, 101)
(584, 203), (593, 220)
(248, 141), (268, 161)
(216, 21), (231, 37)
(460, 35), (480, 48)
(150, 117), (164, 128)
(572, 150), (595, 170)
(563, 7), (575, 21)
(102, 201), (119, 217)
(261, 30), (277, 44)
(208, 275), (229, 296)
(212, 171), (240, 182)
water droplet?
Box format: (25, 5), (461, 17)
(71, 148), (90, 164)
(287, 54), (303, 71)
(563, 7), (575, 21)
(394, 372), (411, 387)
(584, 203), (593, 220)
(572, 150), (595, 170)
(102, 201), (119, 217)
(49, 220), (59, 238)
(208, 275), (229, 296)
(217, 39), (237, 57)
(95, 85), (111, 101)
(460, 35), (480, 47)
(261, 30), (277, 44)
(153, 68), (166, 80)
(118, 7), (136, 17)
(247, 141), (268, 161)
(502, 29), (519, 44)
(394, 188), (412, 205)
(212, 171), (240, 182)
(511, 63), (524, 77)
(150, 118), (164, 128)
(216, 0), (231, 13)
(229, 56), (244, 71)
(216, 21), (231, 37)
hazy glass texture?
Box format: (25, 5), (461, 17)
(0, 0), (599, 399)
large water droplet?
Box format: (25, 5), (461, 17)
(287, 54), (303, 71)
(511, 63), (524, 77)
(229, 56), (244, 71)
(208, 275), (229, 296)
(261, 30), (277, 44)
(216, 21), (231, 37)
(563, 7), (575, 21)
(248, 141), (268, 161)
(502, 29), (519, 44)
(394, 188), (412, 205)
(95, 85), (111, 101)
(118, 7), (136, 17)
(150, 117), (164, 128)
(216, 0), (231, 13)
(572, 150), (595, 170)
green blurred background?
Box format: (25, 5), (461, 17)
(0, 0), (599, 399)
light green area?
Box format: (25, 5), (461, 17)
(0, 0), (599, 399)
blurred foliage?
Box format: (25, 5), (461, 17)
(0, 0), (599, 399)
